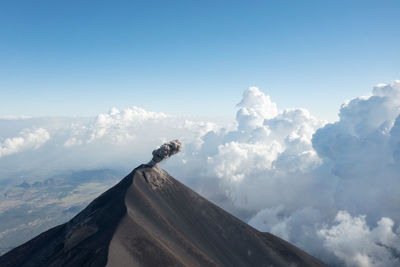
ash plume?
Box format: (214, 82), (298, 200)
(148, 139), (183, 166)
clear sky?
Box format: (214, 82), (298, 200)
(0, 0), (399, 121)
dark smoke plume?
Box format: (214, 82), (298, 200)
(148, 140), (182, 166)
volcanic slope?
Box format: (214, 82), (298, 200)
(0, 164), (326, 267)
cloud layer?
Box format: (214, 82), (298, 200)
(1, 81), (399, 266)
(0, 107), (216, 178)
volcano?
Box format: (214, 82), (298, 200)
(0, 164), (325, 266)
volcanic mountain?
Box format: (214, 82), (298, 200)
(0, 141), (326, 266)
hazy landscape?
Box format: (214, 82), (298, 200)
(0, 169), (123, 255)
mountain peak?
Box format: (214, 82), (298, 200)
(0, 153), (326, 267)
(136, 164), (174, 190)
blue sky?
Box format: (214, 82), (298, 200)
(0, 0), (399, 121)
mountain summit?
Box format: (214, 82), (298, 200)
(0, 141), (325, 267)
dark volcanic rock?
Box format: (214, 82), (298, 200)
(0, 164), (326, 267)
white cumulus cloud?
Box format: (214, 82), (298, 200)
(319, 211), (400, 267)
(164, 81), (400, 266)
(87, 106), (168, 144)
(0, 128), (50, 157)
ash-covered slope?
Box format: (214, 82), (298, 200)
(0, 164), (325, 267)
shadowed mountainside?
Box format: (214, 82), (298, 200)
(0, 164), (326, 267)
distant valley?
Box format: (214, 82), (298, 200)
(0, 169), (124, 255)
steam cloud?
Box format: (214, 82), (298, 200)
(148, 139), (183, 166)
